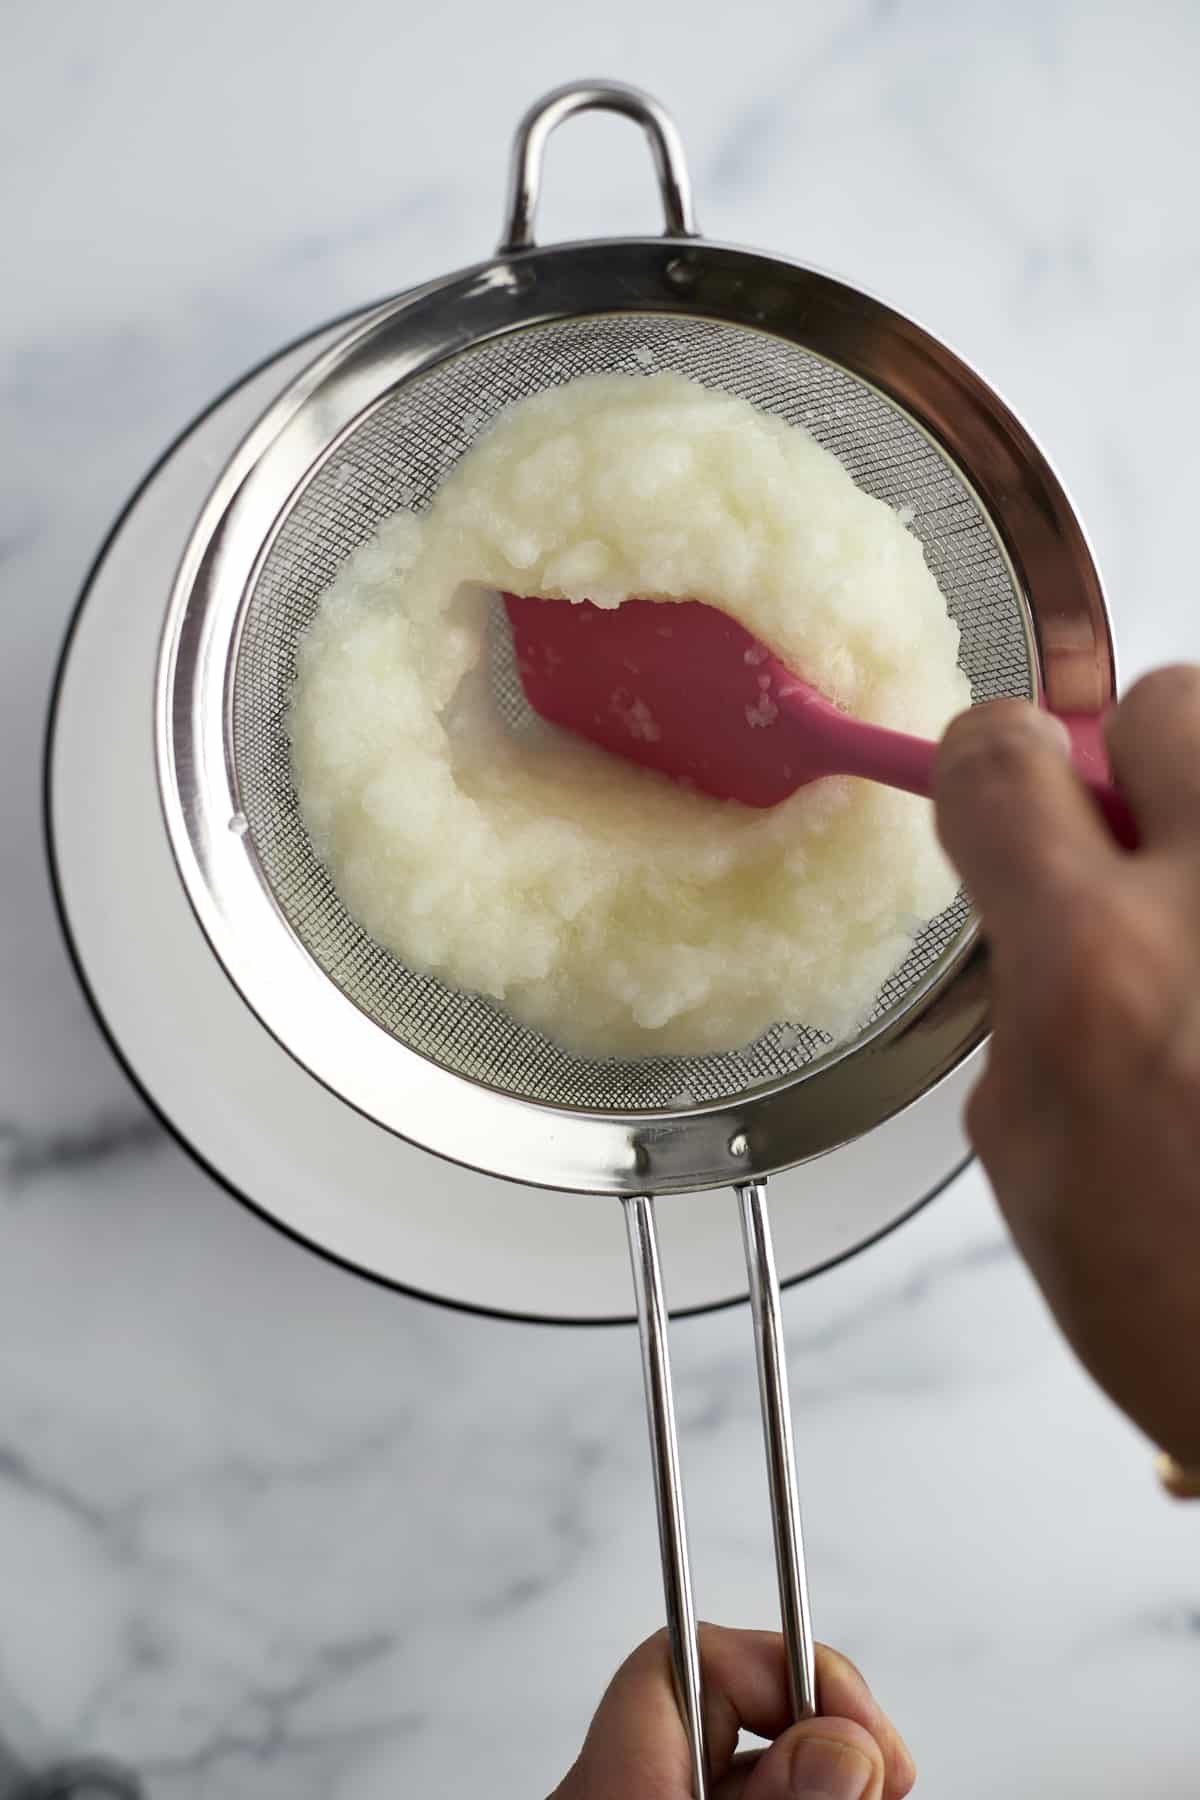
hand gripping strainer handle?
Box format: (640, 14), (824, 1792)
(625, 1184), (817, 1799)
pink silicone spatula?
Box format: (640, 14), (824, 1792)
(505, 593), (1137, 847)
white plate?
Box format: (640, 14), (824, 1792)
(46, 312), (978, 1325)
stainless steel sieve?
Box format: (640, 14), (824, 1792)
(156, 80), (1114, 1795)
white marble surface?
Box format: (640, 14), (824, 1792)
(4, 2), (1200, 1794)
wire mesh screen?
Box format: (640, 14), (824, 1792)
(232, 312), (1033, 1111)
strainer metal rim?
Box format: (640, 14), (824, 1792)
(156, 231), (1112, 1197)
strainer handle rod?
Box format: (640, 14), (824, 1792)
(623, 1193), (710, 1799)
(737, 1178), (818, 1724)
(500, 80), (698, 254)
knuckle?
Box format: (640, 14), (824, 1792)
(621, 1625), (674, 1680)
(821, 1643), (867, 1689)
(1111, 665), (1200, 766)
(1122, 663), (1200, 720)
(939, 703), (1053, 796)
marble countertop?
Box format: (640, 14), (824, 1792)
(4, 2), (1199, 1794)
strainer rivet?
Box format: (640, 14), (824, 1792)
(729, 1131), (749, 1158)
(664, 255), (698, 291)
(228, 811), (249, 838)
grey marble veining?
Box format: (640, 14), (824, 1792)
(4, 2), (1200, 1795)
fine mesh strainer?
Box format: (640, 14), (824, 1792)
(156, 81), (1115, 1793)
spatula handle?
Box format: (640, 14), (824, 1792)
(1060, 714), (1139, 848)
(824, 709), (1138, 847)
(822, 715), (937, 798)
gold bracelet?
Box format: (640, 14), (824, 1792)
(1156, 1452), (1200, 1500)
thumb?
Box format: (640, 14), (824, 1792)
(743, 1716), (886, 1800)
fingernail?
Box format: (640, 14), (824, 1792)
(787, 1733), (875, 1799)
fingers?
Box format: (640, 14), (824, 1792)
(554, 1627), (913, 1799)
(810, 1647), (915, 1795)
(698, 1632), (912, 1794)
(935, 700), (1113, 936)
(741, 1717), (889, 1800)
(1105, 665), (1200, 851)
(698, 1631), (863, 1765)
